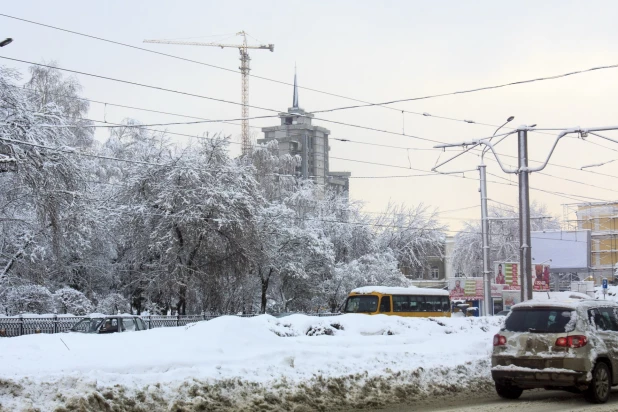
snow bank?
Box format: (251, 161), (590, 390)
(351, 285), (449, 296)
(0, 314), (502, 411)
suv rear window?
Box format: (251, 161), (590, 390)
(504, 308), (576, 333)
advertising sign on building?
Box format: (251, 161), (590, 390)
(494, 262), (519, 290)
(449, 278), (483, 300)
(502, 290), (521, 310)
(533, 264), (551, 291)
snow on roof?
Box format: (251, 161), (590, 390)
(512, 292), (600, 310)
(512, 299), (581, 310)
(351, 286), (449, 296)
(84, 313), (141, 318)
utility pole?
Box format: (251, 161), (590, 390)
(518, 129), (532, 301)
(479, 164), (491, 315)
(433, 124), (618, 304)
(479, 116), (514, 315)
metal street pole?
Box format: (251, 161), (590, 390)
(479, 164), (491, 316)
(518, 129), (533, 301)
(479, 116), (513, 316)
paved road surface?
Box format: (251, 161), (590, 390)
(358, 389), (618, 412)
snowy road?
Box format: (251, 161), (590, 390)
(362, 389), (618, 412)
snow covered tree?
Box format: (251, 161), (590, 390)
(451, 202), (561, 276)
(374, 203), (447, 275)
(0, 65), (90, 287)
(24, 61), (94, 147)
(113, 136), (263, 314)
(321, 250), (409, 312)
(95, 293), (130, 315)
(252, 203), (334, 313)
(6, 285), (54, 314)
(53, 287), (93, 315)
(249, 140), (300, 202)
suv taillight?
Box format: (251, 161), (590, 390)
(493, 334), (507, 346)
(555, 335), (588, 348)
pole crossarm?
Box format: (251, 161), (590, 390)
(433, 126), (618, 175)
(432, 132), (518, 174)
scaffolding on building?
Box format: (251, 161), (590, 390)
(563, 201), (618, 282)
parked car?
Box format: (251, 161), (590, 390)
(69, 314), (147, 334)
(495, 310), (510, 316)
(491, 297), (618, 403)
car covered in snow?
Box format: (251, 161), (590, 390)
(69, 314), (148, 334)
(491, 295), (618, 403)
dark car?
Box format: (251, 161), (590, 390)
(495, 310), (510, 316)
(70, 314), (147, 334)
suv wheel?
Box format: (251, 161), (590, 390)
(495, 383), (523, 400)
(585, 361), (611, 404)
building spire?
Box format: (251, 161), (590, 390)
(292, 64), (299, 108)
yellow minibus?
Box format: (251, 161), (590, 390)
(343, 286), (450, 317)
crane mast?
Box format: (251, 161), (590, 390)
(144, 32), (274, 155)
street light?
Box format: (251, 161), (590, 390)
(493, 116), (515, 138)
(478, 116), (514, 317)
(0, 38), (13, 47)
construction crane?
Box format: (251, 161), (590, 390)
(144, 32), (274, 155)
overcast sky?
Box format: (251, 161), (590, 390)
(3, 1), (618, 232)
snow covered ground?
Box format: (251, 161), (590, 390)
(595, 285), (618, 302)
(0, 314), (502, 411)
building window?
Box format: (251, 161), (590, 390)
(431, 267), (439, 279)
(285, 117), (293, 125)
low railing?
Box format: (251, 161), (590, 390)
(0, 312), (341, 337)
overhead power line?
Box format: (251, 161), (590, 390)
(1, 57), (442, 145)
(0, 13), (546, 132)
(9, 57), (617, 181)
(311, 63), (618, 113)
(2, 128), (606, 205)
(5, 95), (617, 203)
(18, 84), (618, 185)
(3, 59), (617, 202)
(485, 171), (608, 203)
(0, 56), (280, 114)
(1, 13), (598, 140)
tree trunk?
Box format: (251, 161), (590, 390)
(260, 268), (272, 314)
(177, 284), (187, 315)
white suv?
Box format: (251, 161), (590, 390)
(491, 297), (618, 404)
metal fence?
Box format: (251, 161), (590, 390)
(0, 312), (340, 337)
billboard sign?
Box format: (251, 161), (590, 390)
(502, 290), (521, 310)
(448, 278), (483, 300)
(533, 264), (550, 291)
(494, 262), (519, 290)
(531, 230), (590, 272)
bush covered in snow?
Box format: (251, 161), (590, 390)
(5, 285), (54, 315)
(53, 287), (93, 315)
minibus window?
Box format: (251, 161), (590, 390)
(379, 296), (391, 312)
(344, 296), (379, 313)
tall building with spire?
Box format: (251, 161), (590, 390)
(258, 70), (350, 194)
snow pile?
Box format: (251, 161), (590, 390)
(0, 314), (502, 411)
(594, 285), (618, 301)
